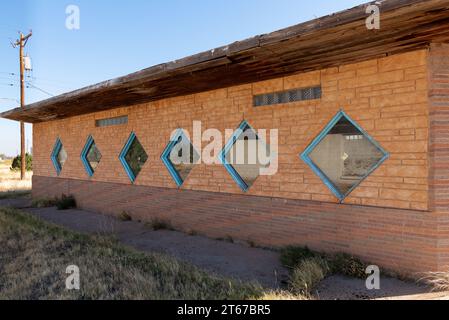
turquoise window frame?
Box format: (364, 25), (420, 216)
(80, 135), (100, 177)
(160, 129), (199, 187)
(300, 110), (390, 202)
(50, 137), (64, 176)
(119, 132), (145, 183)
(219, 120), (266, 192)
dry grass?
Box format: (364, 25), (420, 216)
(289, 257), (330, 295)
(419, 271), (449, 292)
(0, 206), (311, 300)
(0, 207), (267, 300)
(256, 290), (310, 300)
(0, 161), (32, 193)
(0, 190), (31, 200)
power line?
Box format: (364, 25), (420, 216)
(28, 77), (75, 88)
(27, 80), (72, 91)
(0, 98), (19, 103)
(0, 71), (76, 89)
(1, 75), (63, 94)
(26, 82), (54, 97)
(0, 77), (20, 83)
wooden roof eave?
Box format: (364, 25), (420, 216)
(2, 0), (449, 123)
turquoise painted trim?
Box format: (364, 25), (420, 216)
(119, 132), (138, 183)
(218, 120), (272, 192)
(80, 135), (95, 177)
(219, 121), (250, 192)
(160, 129), (198, 187)
(50, 138), (64, 176)
(300, 109), (390, 202)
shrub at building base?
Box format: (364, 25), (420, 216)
(118, 211), (132, 222)
(31, 194), (76, 211)
(290, 257), (330, 295)
(56, 195), (76, 210)
(280, 246), (368, 295)
(146, 218), (175, 231)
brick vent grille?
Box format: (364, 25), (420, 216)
(253, 86), (321, 107)
(95, 116), (128, 127)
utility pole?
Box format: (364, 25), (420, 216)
(13, 31), (32, 180)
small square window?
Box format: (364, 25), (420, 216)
(301, 110), (389, 201)
(51, 138), (67, 175)
(219, 121), (271, 192)
(161, 129), (200, 187)
(81, 135), (102, 177)
(119, 132), (148, 183)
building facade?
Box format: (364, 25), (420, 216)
(3, 0), (449, 273)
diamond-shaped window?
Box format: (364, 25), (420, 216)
(161, 129), (200, 187)
(219, 121), (271, 192)
(119, 132), (148, 183)
(51, 138), (67, 176)
(301, 110), (389, 201)
(81, 135), (102, 177)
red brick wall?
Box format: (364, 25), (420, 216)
(428, 43), (449, 270)
(33, 50), (430, 211)
(32, 175), (439, 273)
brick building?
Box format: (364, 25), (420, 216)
(3, 0), (449, 273)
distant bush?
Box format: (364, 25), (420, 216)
(10, 153), (32, 171)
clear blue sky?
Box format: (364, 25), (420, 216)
(0, 0), (363, 156)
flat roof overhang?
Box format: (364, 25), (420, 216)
(3, 0), (449, 123)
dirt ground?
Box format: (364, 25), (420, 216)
(0, 162), (32, 192)
(1, 196), (447, 300)
(315, 275), (447, 300)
